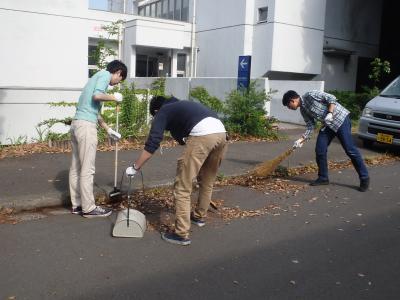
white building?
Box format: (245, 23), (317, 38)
(0, 0), (393, 144)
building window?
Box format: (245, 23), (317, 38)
(161, 0), (168, 18)
(174, 0), (181, 20)
(156, 1), (162, 18)
(168, 0), (174, 19)
(150, 3), (156, 17)
(136, 54), (158, 77)
(138, 7), (144, 16)
(258, 7), (268, 23)
(181, 0), (189, 21)
(88, 43), (98, 78)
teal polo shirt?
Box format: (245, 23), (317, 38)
(74, 70), (111, 123)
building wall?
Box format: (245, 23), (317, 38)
(195, 0), (249, 77)
(316, 0), (383, 90)
(0, 1), (132, 144)
(195, 0), (326, 78)
(269, 0), (326, 75)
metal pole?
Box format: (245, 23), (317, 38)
(189, 0), (196, 77)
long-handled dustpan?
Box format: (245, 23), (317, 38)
(112, 175), (147, 238)
(109, 104), (122, 202)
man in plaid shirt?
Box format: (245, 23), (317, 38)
(282, 90), (369, 192)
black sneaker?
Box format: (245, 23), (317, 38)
(310, 178), (329, 186)
(161, 232), (191, 246)
(71, 206), (82, 215)
(83, 206), (112, 218)
(359, 178), (370, 192)
(191, 213), (206, 227)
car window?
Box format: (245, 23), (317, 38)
(381, 76), (400, 98)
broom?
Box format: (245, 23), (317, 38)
(251, 147), (295, 177)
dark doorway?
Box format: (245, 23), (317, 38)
(355, 57), (374, 92)
(379, 0), (400, 87)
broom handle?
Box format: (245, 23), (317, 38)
(114, 104), (119, 187)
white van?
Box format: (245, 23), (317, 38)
(358, 76), (400, 147)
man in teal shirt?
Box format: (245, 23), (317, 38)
(69, 60), (127, 217)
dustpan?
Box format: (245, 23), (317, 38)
(113, 176), (147, 238)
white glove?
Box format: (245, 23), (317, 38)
(107, 128), (121, 141)
(293, 138), (304, 149)
(113, 92), (123, 103)
(126, 166), (137, 177)
(324, 112), (333, 124)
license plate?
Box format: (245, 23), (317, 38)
(377, 133), (393, 144)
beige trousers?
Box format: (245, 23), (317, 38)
(69, 120), (98, 213)
(174, 133), (227, 238)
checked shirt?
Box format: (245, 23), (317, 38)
(300, 90), (349, 139)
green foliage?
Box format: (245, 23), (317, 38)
(369, 58), (391, 88)
(224, 81), (276, 138)
(328, 57), (390, 120)
(48, 102), (77, 107)
(89, 20), (123, 70)
(328, 90), (378, 120)
(33, 117), (72, 142)
(189, 86), (224, 114)
(46, 132), (70, 142)
(114, 82), (150, 138)
(7, 135), (27, 145)
(89, 40), (118, 70)
(150, 77), (166, 97)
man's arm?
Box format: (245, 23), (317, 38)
(97, 115), (110, 131)
(300, 108), (315, 140)
(134, 150), (153, 170)
(93, 93), (120, 102)
(327, 103), (336, 114)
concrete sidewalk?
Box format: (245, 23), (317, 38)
(0, 125), (382, 211)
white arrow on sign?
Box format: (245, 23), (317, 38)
(240, 58), (248, 69)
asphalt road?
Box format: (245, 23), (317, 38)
(1, 161), (399, 299)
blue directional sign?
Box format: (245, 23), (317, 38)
(237, 55), (251, 90)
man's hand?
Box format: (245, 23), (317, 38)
(324, 112), (333, 124)
(293, 138), (304, 149)
(113, 92), (123, 103)
(126, 166), (138, 177)
(107, 128), (121, 141)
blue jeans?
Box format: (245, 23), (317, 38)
(315, 116), (369, 181)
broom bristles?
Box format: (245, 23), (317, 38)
(252, 148), (294, 177)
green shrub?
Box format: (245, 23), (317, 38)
(224, 81), (276, 138)
(111, 82), (149, 139)
(328, 90), (377, 120)
(150, 77), (166, 97)
(189, 86), (224, 114)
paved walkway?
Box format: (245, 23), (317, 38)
(0, 125), (385, 211)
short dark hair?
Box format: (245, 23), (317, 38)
(150, 96), (168, 116)
(106, 60), (127, 80)
(282, 90), (300, 106)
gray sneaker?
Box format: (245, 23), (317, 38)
(83, 206), (112, 218)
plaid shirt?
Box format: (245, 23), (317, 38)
(300, 90), (349, 139)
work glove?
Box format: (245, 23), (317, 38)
(126, 165), (138, 177)
(293, 138), (304, 149)
(107, 128), (121, 141)
(324, 112), (333, 124)
(113, 92), (123, 103)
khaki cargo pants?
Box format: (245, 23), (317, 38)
(174, 133), (227, 238)
(69, 120), (98, 213)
